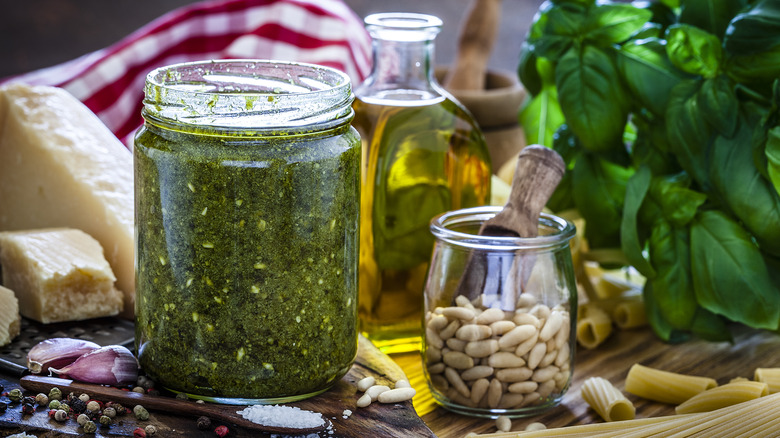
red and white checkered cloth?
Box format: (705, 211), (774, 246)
(2, 0), (372, 145)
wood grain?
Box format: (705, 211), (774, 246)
(0, 335), (435, 438)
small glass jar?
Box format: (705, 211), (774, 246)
(423, 206), (577, 418)
(134, 60), (360, 403)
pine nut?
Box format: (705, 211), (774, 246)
(439, 320), (461, 339)
(455, 324), (492, 341)
(530, 304), (551, 320)
(445, 367), (471, 398)
(476, 307), (505, 325)
(426, 327), (444, 349)
(521, 392), (541, 407)
(356, 393), (372, 407)
(488, 352), (526, 368)
(496, 415), (512, 432)
(426, 346), (442, 363)
(539, 349), (557, 368)
(514, 331), (539, 357)
(356, 376), (375, 392)
(490, 320), (516, 335)
(470, 378), (490, 405)
(508, 381), (538, 394)
(554, 315), (571, 349)
(532, 365), (559, 382)
(517, 293), (537, 308)
(555, 342), (570, 368)
(465, 339), (499, 358)
(487, 378), (503, 408)
(537, 379), (556, 398)
(455, 295), (472, 307)
(365, 385), (390, 401)
(428, 362), (446, 374)
(497, 324), (536, 349)
(446, 337), (466, 352)
(431, 374), (449, 391)
(377, 387), (416, 404)
(443, 351), (474, 369)
(525, 422), (547, 431)
(495, 367), (533, 383)
(460, 365), (494, 381)
(442, 306), (475, 321)
(513, 312), (541, 328)
(395, 379), (411, 389)
(527, 342), (547, 370)
(428, 314), (449, 331)
(499, 393), (526, 409)
(539, 310), (564, 341)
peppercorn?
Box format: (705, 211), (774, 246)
(58, 402), (70, 414)
(70, 398), (87, 414)
(48, 399), (61, 410)
(111, 403), (128, 415)
(86, 400), (101, 412)
(146, 388), (160, 396)
(175, 392), (188, 401)
(0, 401), (8, 413)
(48, 409), (58, 419)
(99, 415), (112, 426)
(214, 425), (229, 437)
(35, 393), (49, 406)
(132, 386), (145, 394)
(7, 388), (23, 402)
(22, 396), (36, 405)
(77, 413), (90, 426)
(133, 404), (150, 421)
(83, 420), (98, 433)
(21, 403), (35, 415)
(144, 424), (157, 436)
(103, 407), (117, 418)
(141, 378), (155, 391)
(79, 393), (90, 402)
(197, 416), (212, 430)
(48, 387), (62, 401)
(54, 409), (69, 422)
(133, 427), (147, 438)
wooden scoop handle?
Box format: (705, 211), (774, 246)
(480, 145), (565, 237)
(443, 0), (502, 90)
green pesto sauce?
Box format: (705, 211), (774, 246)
(134, 122), (360, 399)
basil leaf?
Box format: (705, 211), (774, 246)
(679, 0), (747, 38)
(547, 125), (579, 212)
(643, 278), (691, 344)
(690, 307), (732, 342)
(649, 220), (698, 330)
(518, 81), (566, 148)
(556, 45), (630, 153)
(633, 0), (677, 28)
(519, 42), (542, 97)
(621, 165), (656, 278)
(648, 173), (707, 227)
(632, 117), (681, 175)
(572, 153), (631, 248)
(545, 3), (589, 37)
(696, 75), (738, 138)
(583, 3), (652, 45)
(724, 0), (780, 56)
(618, 37), (686, 117)
(665, 79), (713, 190)
(767, 126), (780, 198)
(710, 119), (780, 256)
(665, 24), (723, 78)
(727, 44), (780, 88)
(690, 210), (780, 330)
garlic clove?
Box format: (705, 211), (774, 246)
(50, 345), (139, 385)
(27, 338), (100, 374)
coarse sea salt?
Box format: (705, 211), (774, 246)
(237, 405), (325, 429)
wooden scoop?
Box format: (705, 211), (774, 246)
(454, 145), (565, 301)
(21, 375), (331, 434)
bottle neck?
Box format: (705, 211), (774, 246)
(357, 36), (442, 102)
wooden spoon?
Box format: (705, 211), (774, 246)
(443, 0), (502, 90)
(20, 375), (331, 434)
(454, 145), (565, 300)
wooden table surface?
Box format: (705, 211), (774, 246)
(394, 324), (780, 437)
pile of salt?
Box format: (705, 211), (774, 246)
(236, 405), (325, 429)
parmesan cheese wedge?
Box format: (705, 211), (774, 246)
(0, 84), (134, 317)
(0, 228), (124, 323)
(0, 285), (21, 346)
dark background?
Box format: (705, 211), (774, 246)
(0, 0), (544, 79)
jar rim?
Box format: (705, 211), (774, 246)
(142, 59), (353, 129)
(430, 206), (576, 251)
(364, 13), (442, 41)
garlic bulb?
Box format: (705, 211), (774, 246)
(27, 338), (100, 374)
(49, 345), (139, 385)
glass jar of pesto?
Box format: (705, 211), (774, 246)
(134, 60), (360, 403)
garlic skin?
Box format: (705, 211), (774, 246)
(27, 338), (100, 374)
(50, 345), (139, 385)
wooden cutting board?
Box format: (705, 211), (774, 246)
(0, 335), (436, 438)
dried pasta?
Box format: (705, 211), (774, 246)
(581, 377), (635, 421)
(611, 298), (647, 329)
(675, 380), (768, 414)
(755, 367), (780, 394)
(625, 363), (717, 404)
(465, 391), (780, 437)
(576, 302), (612, 349)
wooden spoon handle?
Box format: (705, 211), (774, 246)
(481, 145), (565, 237)
(443, 0), (502, 90)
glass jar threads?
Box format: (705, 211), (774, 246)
(423, 207), (577, 417)
(134, 60), (360, 403)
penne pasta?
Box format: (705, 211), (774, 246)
(581, 377), (635, 422)
(754, 367), (780, 394)
(576, 302), (612, 349)
(611, 298), (647, 330)
(675, 380), (768, 414)
(624, 363), (717, 404)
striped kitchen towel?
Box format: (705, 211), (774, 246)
(2, 0), (372, 145)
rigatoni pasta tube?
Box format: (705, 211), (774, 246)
(675, 380), (769, 414)
(576, 302), (612, 349)
(625, 363), (717, 404)
(755, 368), (780, 394)
(581, 377), (635, 421)
(611, 298), (647, 329)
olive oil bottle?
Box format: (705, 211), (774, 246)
(353, 13), (492, 353)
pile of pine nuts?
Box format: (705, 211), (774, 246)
(424, 293), (572, 411)
(355, 377), (416, 408)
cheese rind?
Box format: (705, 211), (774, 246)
(0, 285), (20, 346)
(0, 84), (134, 317)
(0, 228), (124, 323)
